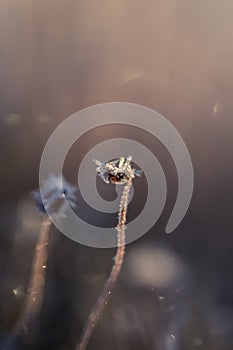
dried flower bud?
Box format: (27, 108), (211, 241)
(93, 156), (142, 185)
(31, 175), (77, 215)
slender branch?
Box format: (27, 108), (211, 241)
(15, 217), (51, 335)
(76, 179), (132, 350)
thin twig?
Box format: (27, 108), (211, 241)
(15, 217), (51, 335)
(76, 179), (132, 350)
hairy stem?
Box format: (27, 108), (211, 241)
(76, 179), (132, 350)
(15, 217), (51, 335)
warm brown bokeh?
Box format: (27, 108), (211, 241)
(0, 1), (233, 349)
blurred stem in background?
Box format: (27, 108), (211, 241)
(14, 217), (51, 337)
(12, 175), (77, 343)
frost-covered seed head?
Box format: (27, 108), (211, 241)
(93, 156), (142, 185)
(31, 174), (77, 215)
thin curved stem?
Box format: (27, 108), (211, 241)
(15, 217), (51, 335)
(76, 179), (132, 350)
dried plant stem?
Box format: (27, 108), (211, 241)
(15, 217), (51, 335)
(76, 179), (132, 350)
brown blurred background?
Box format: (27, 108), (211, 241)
(0, 1), (233, 349)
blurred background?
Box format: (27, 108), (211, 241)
(0, 1), (233, 349)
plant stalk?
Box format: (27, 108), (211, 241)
(76, 179), (132, 350)
(15, 217), (51, 335)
